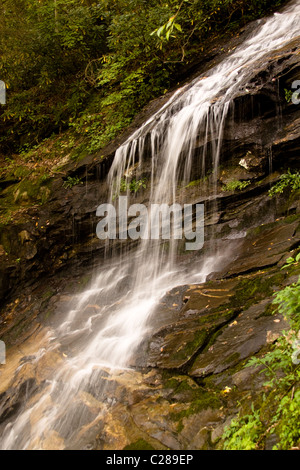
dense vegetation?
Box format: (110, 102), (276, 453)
(0, 0), (286, 160)
(223, 255), (300, 450)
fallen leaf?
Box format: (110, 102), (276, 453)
(221, 386), (232, 395)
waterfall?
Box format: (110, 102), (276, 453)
(1, 0), (300, 450)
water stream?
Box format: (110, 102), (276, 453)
(1, 0), (300, 449)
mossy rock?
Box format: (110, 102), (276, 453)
(123, 439), (156, 450)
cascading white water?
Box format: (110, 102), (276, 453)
(1, 1), (300, 450)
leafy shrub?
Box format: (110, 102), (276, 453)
(63, 176), (82, 190)
(120, 178), (147, 194)
(284, 88), (293, 103)
(223, 407), (263, 450)
(269, 170), (300, 198)
(223, 254), (300, 450)
(0, 0), (287, 156)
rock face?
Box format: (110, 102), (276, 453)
(0, 11), (300, 450)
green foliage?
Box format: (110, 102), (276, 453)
(151, 2), (183, 47)
(272, 391), (300, 450)
(63, 175), (83, 190)
(120, 177), (147, 194)
(282, 253), (300, 270)
(223, 407), (263, 450)
(284, 86), (300, 104)
(0, 0), (107, 151)
(69, 108), (133, 155)
(186, 179), (202, 188)
(149, 0), (285, 59)
(0, 0), (286, 157)
(269, 170), (300, 198)
(112, 177), (147, 201)
(221, 180), (251, 192)
(284, 88), (293, 103)
(223, 255), (300, 450)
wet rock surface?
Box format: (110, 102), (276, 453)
(1, 211), (298, 450)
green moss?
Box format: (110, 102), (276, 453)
(170, 387), (222, 432)
(223, 352), (241, 365)
(0, 214), (13, 227)
(0, 172), (52, 225)
(123, 439), (156, 450)
(247, 214), (300, 238)
(221, 180), (251, 192)
(164, 377), (182, 390)
(165, 376), (199, 395)
(216, 223), (232, 239)
(0, 230), (12, 254)
(3, 311), (32, 345)
(13, 177), (50, 204)
(230, 270), (285, 311)
(186, 179), (201, 188)
(172, 330), (208, 362)
(44, 308), (55, 321)
(42, 289), (55, 300)
(282, 213), (300, 225)
(247, 225), (265, 238)
(204, 327), (227, 350)
(200, 309), (235, 325)
(78, 274), (92, 289)
(260, 302), (277, 317)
